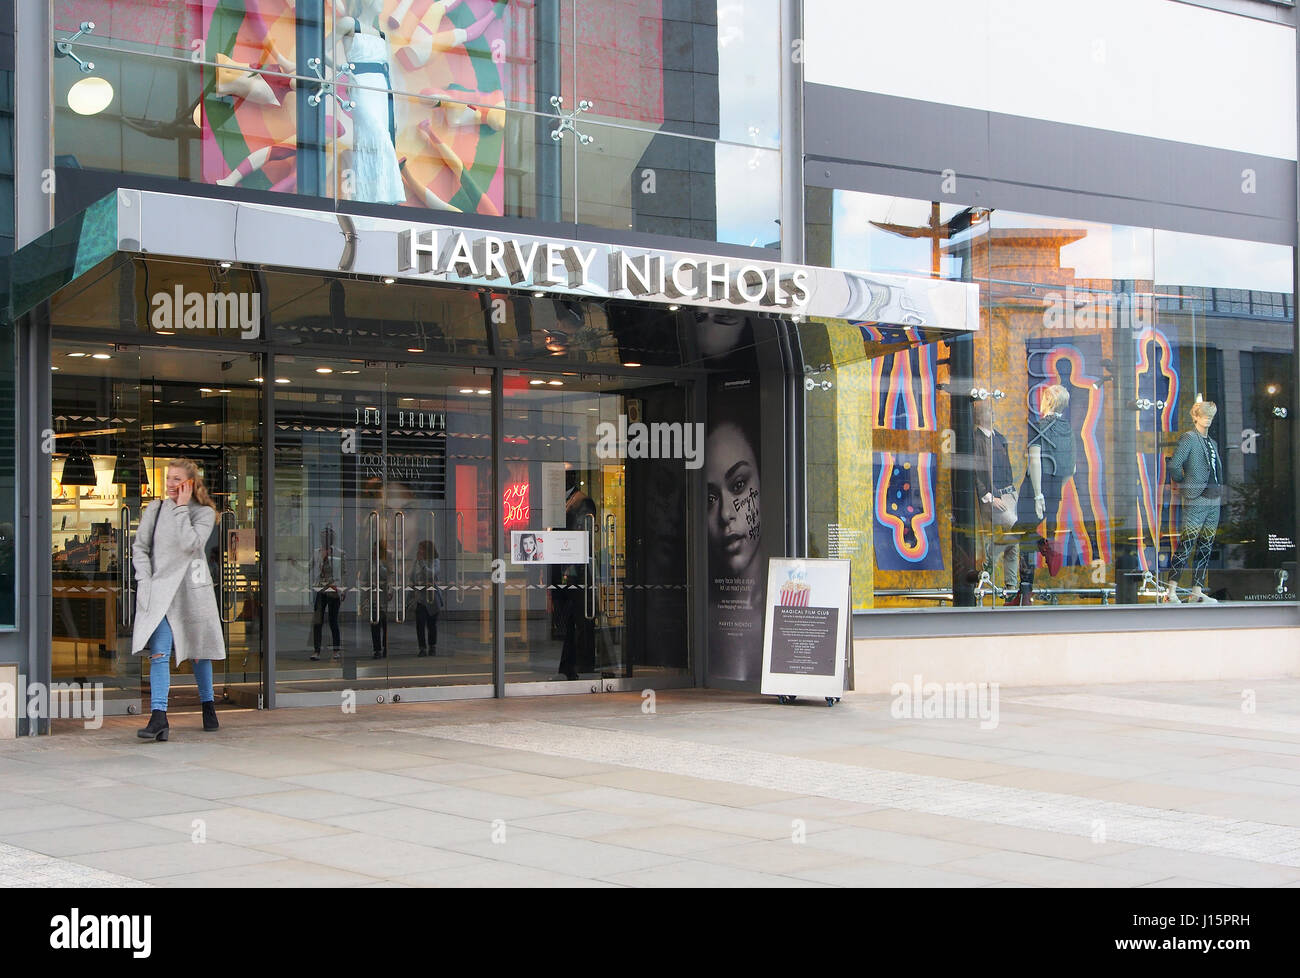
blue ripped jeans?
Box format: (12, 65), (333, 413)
(146, 617), (214, 712)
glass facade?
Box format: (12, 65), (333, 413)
(0, 0), (14, 628)
(50, 0), (780, 249)
(806, 188), (1297, 612)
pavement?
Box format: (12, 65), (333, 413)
(3, 680), (1300, 887)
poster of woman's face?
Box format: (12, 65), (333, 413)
(706, 422), (761, 578)
(705, 371), (766, 684)
(516, 532), (541, 562)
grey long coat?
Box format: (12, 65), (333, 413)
(130, 499), (226, 664)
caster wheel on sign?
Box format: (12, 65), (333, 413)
(826, 697), (835, 707)
(776, 695), (787, 705)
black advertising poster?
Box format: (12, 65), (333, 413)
(769, 606), (840, 676)
(706, 370), (766, 683)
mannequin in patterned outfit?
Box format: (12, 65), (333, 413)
(1165, 400), (1223, 604)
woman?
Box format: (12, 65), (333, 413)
(411, 540), (442, 656)
(1164, 400), (1223, 604)
(132, 459), (225, 741)
(310, 527), (346, 661)
(517, 532), (540, 562)
(1009, 384), (1075, 606)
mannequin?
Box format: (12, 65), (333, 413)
(338, 0), (405, 204)
(1009, 384), (1075, 606)
(1164, 400), (1223, 604)
(972, 398), (1019, 598)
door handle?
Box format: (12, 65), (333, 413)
(393, 510), (406, 623)
(219, 510), (237, 623)
(455, 510), (465, 603)
(119, 505), (133, 625)
(605, 513), (618, 620)
(583, 513), (596, 620)
(369, 510), (380, 625)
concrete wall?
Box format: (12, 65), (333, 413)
(853, 627), (1300, 692)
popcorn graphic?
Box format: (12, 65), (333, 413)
(779, 566), (810, 606)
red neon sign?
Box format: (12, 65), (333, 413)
(504, 482), (530, 527)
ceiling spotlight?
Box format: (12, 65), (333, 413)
(275, 378), (291, 384)
(155, 330), (175, 336)
(383, 277), (396, 285)
(476, 389), (490, 395)
(315, 367), (333, 374)
(407, 347), (424, 354)
(199, 387), (213, 393)
(622, 362), (641, 368)
(532, 291), (545, 298)
(66, 352), (87, 358)
(341, 370), (360, 375)
(252, 377), (264, 383)
(218, 388), (232, 393)
(668, 304), (679, 311)
(91, 353), (111, 360)
(218, 260), (232, 269)
(67, 76), (114, 115)
(547, 380), (563, 387)
(459, 388), (474, 394)
(528, 379), (545, 385)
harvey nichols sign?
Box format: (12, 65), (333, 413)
(397, 228), (811, 311)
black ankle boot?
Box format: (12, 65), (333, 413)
(201, 700), (219, 732)
(138, 709), (169, 741)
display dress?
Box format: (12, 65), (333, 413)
(345, 30), (404, 205)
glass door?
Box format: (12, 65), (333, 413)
(503, 369), (694, 689)
(272, 356), (494, 701)
(50, 341), (144, 714)
(50, 342), (264, 715)
(139, 349), (264, 709)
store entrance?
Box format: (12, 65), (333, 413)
(50, 341), (264, 715)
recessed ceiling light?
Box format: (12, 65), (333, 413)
(548, 380), (563, 387)
(528, 379), (545, 385)
(459, 388), (474, 394)
(219, 261), (232, 269)
(252, 377), (264, 383)
(622, 362), (641, 368)
(341, 370), (360, 375)
(68, 76), (114, 115)
(383, 277), (396, 285)
(218, 388), (231, 393)
(476, 389), (490, 395)
(155, 330), (176, 336)
(199, 387), (213, 392)
(151, 398), (161, 403)
(195, 420), (205, 425)
(275, 378), (291, 384)
(407, 347), (424, 353)
(50, 366), (59, 371)
(315, 367), (333, 374)
(532, 291), (545, 298)
(91, 353), (111, 360)
(66, 352), (87, 358)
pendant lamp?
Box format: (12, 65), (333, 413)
(60, 441), (99, 486)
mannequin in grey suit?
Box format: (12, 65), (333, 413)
(1165, 400), (1223, 604)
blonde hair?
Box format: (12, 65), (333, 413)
(1040, 384), (1070, 415)
(166, 458), (219, 514)
(1192, 400), (1218, 422)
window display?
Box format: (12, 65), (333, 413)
(807, 190), (1297, 611)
